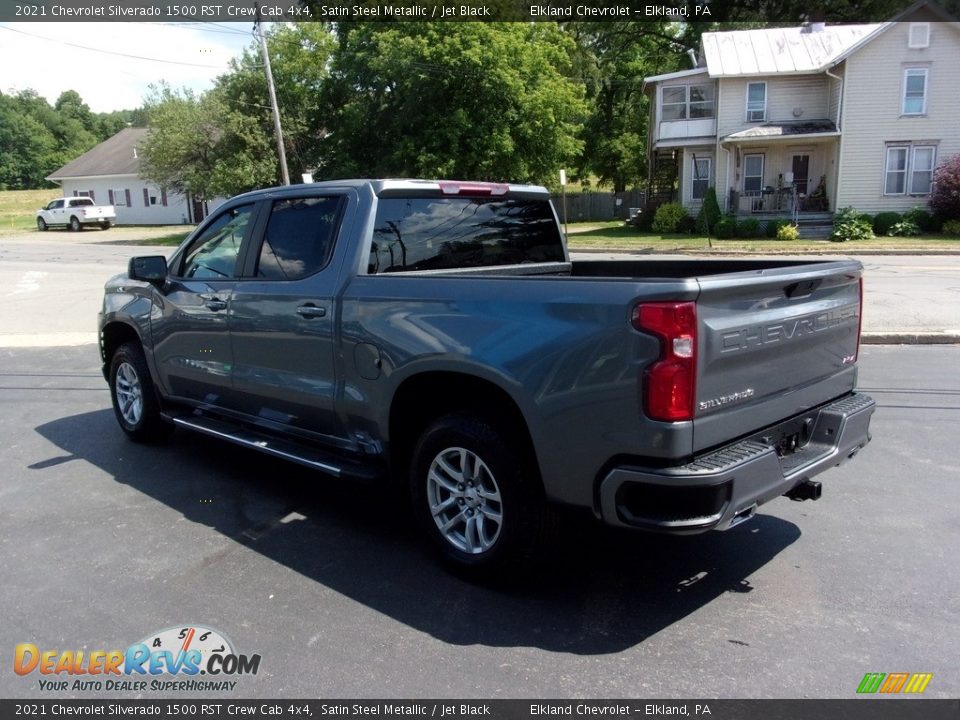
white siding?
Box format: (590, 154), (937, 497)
(59, 176), (226, 225)
(827, 61), (845, 127)
(836, 19), (960, 212)
(717, 74), (831, 138)
(653, 78), (718, 144)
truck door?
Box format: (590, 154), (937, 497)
(228, 193), (347, 444)
(151, 202), (258, 406)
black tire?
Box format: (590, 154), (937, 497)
(108, 341), (172, 443)
(69, 216), (81, 232)
(100, 220), (112, 230)
(37, 217), (47, 231)
(410, 412), (546, 572)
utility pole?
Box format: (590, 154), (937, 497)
(255, 10), (290, 185)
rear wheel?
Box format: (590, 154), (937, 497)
(100, 220), (112, 230)
(410, 413), (546, 571)
(109, 341), (171, 442)
(69, 216), (81, 232)
(37, 217), (47, 231)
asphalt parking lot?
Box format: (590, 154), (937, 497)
(1, 343), (958, 699)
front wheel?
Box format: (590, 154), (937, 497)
(109, 341), (171, 442)
(37, 217), (48, 231)
(410, 413), (546, 571)
(68, 216), (81, 232)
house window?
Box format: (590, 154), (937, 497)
(909, 23), (930, 49)
(884, 147), (908, 194)
(661, 84), (716, 121)
(909, 146), (936, 194)
(902, 68), (928, 115)
(692, 157), (711, 200)
(743, 154), (764, 193)
(746, 82), (767, 122)
(662, 86), (688, 121)
(112, 189), (127, 206)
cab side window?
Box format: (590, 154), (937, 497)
(179, 204), (255, 279)
(255, 197), (342, 281)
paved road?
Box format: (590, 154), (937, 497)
(2, 232), (958, 346)
(0, 344), (957, 699)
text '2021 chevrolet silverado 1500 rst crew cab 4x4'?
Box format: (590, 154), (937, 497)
(99, 179), (874, 570)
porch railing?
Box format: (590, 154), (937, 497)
(731, 188), (800, 223)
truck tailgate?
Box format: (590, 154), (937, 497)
(694, 260), (862, 452)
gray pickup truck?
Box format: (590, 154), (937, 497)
(99, 179), (874, 570)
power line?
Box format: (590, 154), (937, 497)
(0, 24), (228, 69)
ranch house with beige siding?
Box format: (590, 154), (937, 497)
(643, 0), (960, 233)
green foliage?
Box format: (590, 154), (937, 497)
(776, 224), (800, 242)
(320, 23), (586, 184)
(139, 84), (276, 200)
(941, 219), (960, 237)
(737, 217), (761, 238)
(764, 218), (790, 238)
(714, 216), (737, 239)
(872, 211), (902, 236)
(696, 187), (722, 235)
(831, 207), (874, 243)
(651, 202), (689, 233)
(676, 215), (697, 234)
(888, 219), (921, 237)
(903, 206), (934, 232)
(0, 88), (140, 190)
(216, 24), (336, 182)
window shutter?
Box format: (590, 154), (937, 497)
(89, 190), (95, 202)
(125, 189), (131, 208)
(161, 190), (168, 207)
(108, 189), (114, 204)
(143, 188), (150, 207)
(73, 190), (78, 196)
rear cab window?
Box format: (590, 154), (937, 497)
(369, 195), (564, 274)
(254, 196), (343, 281)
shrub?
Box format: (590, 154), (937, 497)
(903, 206), (934, 232)
(930, 153), (960, 221)
(764, 219), (789, 238)
(714, 217), (737, 239)
(651, 202), (689, 234)
(872, 211), (902, 236)
(831, 206), (874, 243)
(857, 212), (874, 228)
(737, 218), (761, 238)
(943, 219), (960, 237)
(888, 219), (921, 236)
(676, 215), (698, 234)
(696, 187), (722, 234)
(776, 224), (800, 242)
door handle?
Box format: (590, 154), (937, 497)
(296, 304), (326, 319)
(199, 294), (228, 311)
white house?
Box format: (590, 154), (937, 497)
(643, 0), (960, 224)
(45, 128), (224, 225)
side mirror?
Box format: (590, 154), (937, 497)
(129, 256), (168, 284)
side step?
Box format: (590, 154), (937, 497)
(165, 413), (381, 481)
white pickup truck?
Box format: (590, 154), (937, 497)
(37, 197), (115, 231)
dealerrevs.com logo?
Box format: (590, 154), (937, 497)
(14, 625), (261, 692)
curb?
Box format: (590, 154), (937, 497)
(861, 332), (960, 345)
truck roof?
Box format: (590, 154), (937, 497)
(227, 179), (551, 204)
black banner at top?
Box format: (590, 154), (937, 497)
(0, 0), (946, 22)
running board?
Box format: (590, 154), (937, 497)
(167, 413), (379, 481)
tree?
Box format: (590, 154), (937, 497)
(930, 154), (960, 221)
(0, 92), (57, 189)
(139, 84), (276, 200)
(215, 23), (337, 182)
(569, 22), (685, 191)
(318, 23), (586, 184)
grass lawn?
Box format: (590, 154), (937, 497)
(0, 188), (61, 234)
(566, 221), (959, 253)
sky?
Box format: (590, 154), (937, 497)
(0, 21), (257, 113)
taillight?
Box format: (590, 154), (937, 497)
(632, 301), (697, 422)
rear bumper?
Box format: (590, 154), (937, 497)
(598, 392), (875, 533)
